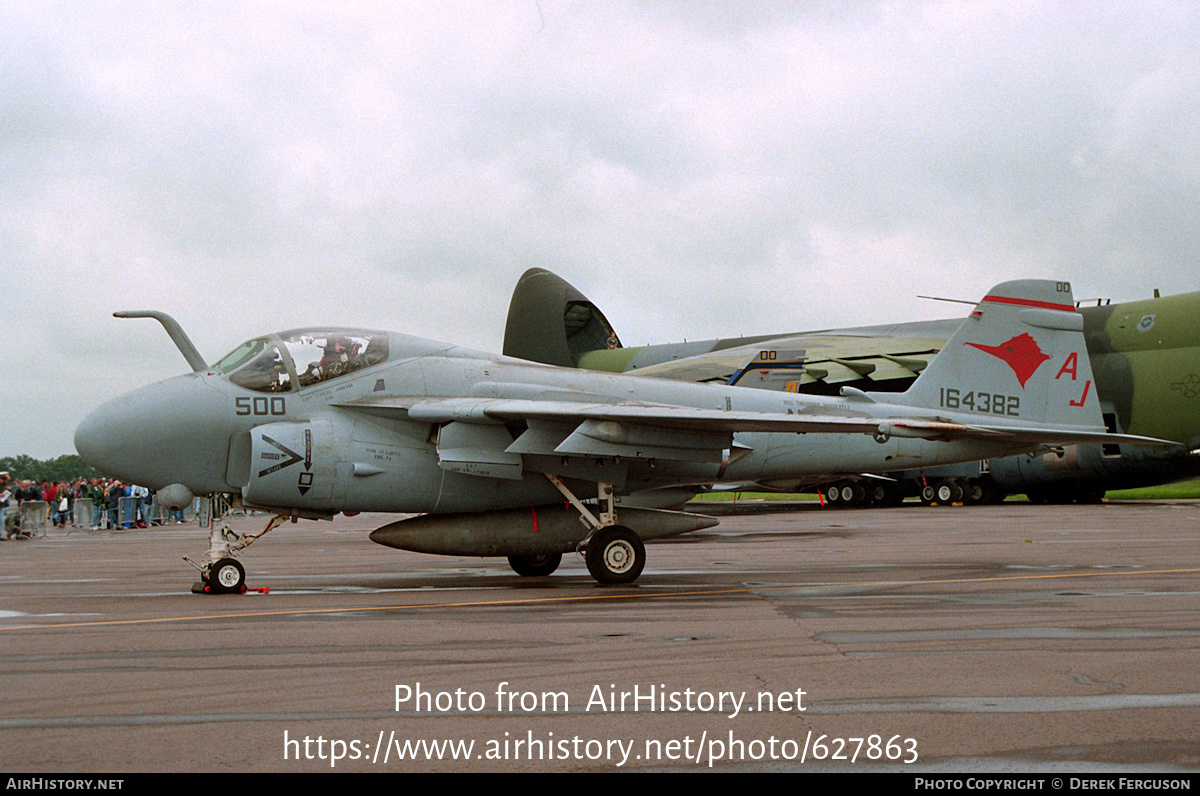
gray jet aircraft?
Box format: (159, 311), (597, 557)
(74, 280), (1160, 591)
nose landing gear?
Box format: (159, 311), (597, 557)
(185, 510), (288, 594)
(203, 557), (246, 594)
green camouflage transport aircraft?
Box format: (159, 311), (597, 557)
(503, 268), (1200, 505)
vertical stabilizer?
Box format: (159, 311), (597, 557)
(895, 281), (1103, 429)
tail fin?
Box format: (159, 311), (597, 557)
(895, 280), (1103, 429)
(503, 268), (622, 367)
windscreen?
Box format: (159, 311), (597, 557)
(218, 330), (389, 393)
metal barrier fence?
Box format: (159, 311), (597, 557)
(19, 500), (49, 538)
(115, 496), (138, 528)
(146, 499), (169, 526)
(73, 498), (93, 528)
(4, 494), (206, 536)
(81, 496), (200, 529)
(86, 496), (135, 530)
(2, 506), (21, 538)
(144, 497), (196, 525)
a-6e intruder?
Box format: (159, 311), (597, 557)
(74, 280), (1161, 592)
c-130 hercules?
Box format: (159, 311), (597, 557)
(74, 280), (1161, 591)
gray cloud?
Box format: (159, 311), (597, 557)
(2, 1), (1199, 457)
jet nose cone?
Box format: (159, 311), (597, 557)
(74, 400), (129, 477)
(74, 375), (232, 494)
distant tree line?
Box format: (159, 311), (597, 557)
(0, 454), (103, 484)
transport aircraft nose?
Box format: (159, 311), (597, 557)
(74, 375), (233, 495)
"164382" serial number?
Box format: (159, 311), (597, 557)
(939, 388), (1020, 416)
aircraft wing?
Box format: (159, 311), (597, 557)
(342, 393), (921, 432)
(335, 394), (1167, 467)
(605, 332), (948, 388)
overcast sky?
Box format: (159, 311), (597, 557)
(4, 1), (1199, 459)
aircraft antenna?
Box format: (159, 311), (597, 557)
(916, 295), (976, 306)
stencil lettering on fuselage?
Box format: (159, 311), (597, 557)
(259, 435), (303, 477)
(258, 429), (316, 495)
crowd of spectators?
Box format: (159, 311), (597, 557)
(0, 470), (184, 539)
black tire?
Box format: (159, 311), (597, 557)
(967, 479), (997, 505)
(585, 526), (646, 585)
(507, 553), (563, 577)
(935, 479), (963, 504)
(919, 484), (937, 505)
(207, 557), (245, 593)
(868, 483), (902, 506)
(878, 482), (905, 507)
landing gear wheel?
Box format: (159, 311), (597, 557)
(873, 482), (904, 507)
(508, 552), (563, 577)
(207, 557), (245, 594)
(867, 483), (901, 506)
(585, 526), (645, 585)
(934, 479), (963, 504)
(966, 479), (997, 505)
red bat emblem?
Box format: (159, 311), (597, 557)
(965, 333), (1049, 388)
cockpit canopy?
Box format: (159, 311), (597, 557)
(216, 329), (389, 393)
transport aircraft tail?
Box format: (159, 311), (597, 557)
(503, 268), (623, 368)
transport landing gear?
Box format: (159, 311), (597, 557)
(186, 509), (288, 594)
(823, 479), (902, 508)
(544, 474), (648, 585)
(922, 478), (963, 506)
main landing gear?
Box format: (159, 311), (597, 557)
(583, 526), (645, 584)
(506, 552), (563, 577)
(543, 474), (647, 585)
(186, 509), (288, 594)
